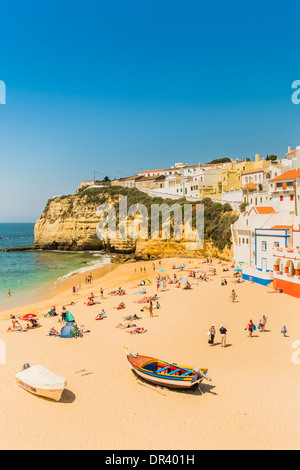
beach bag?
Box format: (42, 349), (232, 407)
(258, 324), (261, 330)
(252, 324), (256, 331)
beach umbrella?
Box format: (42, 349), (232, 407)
(179, 277), (189, 283)
(238, 261), (245, 264)
(234, 268), (242, 272)
(158, 269), (165, 272)
(64, 311), (75, 322)
(20, 312), (37, 320)
(198, 270), (206, 273)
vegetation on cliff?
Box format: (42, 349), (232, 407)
(40, 187), (238, 253)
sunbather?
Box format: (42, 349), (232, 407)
(126, 327), (148, 334)
(49, 327), (60, 336)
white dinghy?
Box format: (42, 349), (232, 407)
(16, 364), (67, 401)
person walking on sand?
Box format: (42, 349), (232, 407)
(230, 289), (237, 303)
(246, 319), (254, 338)
(259, 315), (267, 332)
(219, 325), (227, 347)
(100, 287), (104, 299)
(208, 324), (216, 345)
(281, 325), (288, 337)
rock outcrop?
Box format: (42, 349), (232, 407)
(33, 188), (234, 261)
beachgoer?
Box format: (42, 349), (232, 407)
(49, 327), (59, 336)
(246, 319), (254, 338)
(208, 324), (216, 345)
(149, 301), (153, 318)
(230, 290), (237, 303)
(7, 319), (22, 332)
(281, 325), (288, 337)
(259, 315), (267, 332)
(219, 325), (227, 347)
(100, 288), (104, 299)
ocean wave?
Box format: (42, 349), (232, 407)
(56, 256), (111, 281)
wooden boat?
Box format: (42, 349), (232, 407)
(124, 347), (211, 389)
(16, 364), (67, 401)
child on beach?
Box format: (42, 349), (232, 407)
(281, 325), (288, 337)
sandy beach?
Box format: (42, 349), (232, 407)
(0, 256), (300, 450)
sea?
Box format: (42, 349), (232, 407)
(0, 223), (111, 310)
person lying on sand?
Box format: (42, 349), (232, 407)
(49, 327), (60, 336)
(183, 281), (192, 290)
(114, 302), (125, 309)
(126, 327), (148, 334)
(87, 298), (95, 306)
(115, 322), (137, 329)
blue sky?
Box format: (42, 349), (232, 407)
(0, 0), (300, 221)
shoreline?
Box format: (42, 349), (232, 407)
(0, 257), (118, 320)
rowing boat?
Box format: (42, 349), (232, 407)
(124, 347), (211, 389)
(16, 364), (67, 401)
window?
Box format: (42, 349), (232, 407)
(280, 195), (283, 201)
(290, 195), (294, 201)
(274, 242), (279, 248)
(262, 241), (267, 251)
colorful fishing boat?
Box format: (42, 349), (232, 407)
(124, 347), (211, 389)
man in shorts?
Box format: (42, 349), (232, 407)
(219, 325), (227, 347)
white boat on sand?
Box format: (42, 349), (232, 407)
(16, 364), (67, 401)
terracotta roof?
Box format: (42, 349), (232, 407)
(242, 182), (257, 190)
(242, 168), (265, 175)
(269, 169), (300, 182)
(271, 225), (293, 230)
(254, 206), (276, 214)
(285, 150), (298, 156)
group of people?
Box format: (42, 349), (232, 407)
(208, 324), (227, 347)
(7, 315), (40, 332)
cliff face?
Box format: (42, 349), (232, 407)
(34, 189), (234, 261)
(34, 193), (136, 253)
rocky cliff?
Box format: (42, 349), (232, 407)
(34, 187), (235, 261)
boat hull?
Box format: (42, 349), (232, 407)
(129, 364), (202, 389)
(125, 351), (208, 390)
(16, 378), (65, 401)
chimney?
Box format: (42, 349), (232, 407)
(255, 153), (260, 162)
(288, 145), (291, 153)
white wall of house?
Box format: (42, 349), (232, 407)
(222, 189), (243, 203)
(255, 228), (291, 272)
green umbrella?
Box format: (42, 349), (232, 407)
(65, 311), (75, 322)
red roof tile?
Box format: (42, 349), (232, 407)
(269, 169), (300, 182)
(254, 206), (276, 214)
